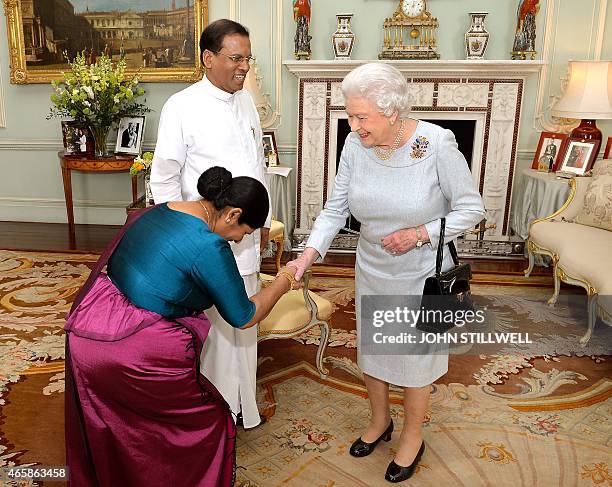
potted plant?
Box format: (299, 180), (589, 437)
(48, 52), (149, 158)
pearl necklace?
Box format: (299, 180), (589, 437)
(198, 200), (215, 231)
(373, 119), (406, 161)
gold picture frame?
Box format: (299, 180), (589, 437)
(3, 0), (208, 84)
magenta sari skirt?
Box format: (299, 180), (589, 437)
(65, 275), (236, 486)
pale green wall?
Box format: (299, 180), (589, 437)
(0, 0), (610, 227)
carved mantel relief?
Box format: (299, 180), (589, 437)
(285, 61), (544, 242)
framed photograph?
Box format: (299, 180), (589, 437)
(263, 131), (279, 167)
(604, 136), (612, 160)
(557, 138), (601, 176)
(531, 132), (567, 172)
(3, 0), (208, 84)
(61, 121), (94, 156)
(115, 116), (146, 155)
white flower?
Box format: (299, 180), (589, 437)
(83, 86), (94, 99)
(113, 96), (120, 104)
(83, 101), (91, 107)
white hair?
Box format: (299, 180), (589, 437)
(341, 63), (411, 118)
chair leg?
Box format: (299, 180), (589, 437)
(548, 265), (561, 306)
(524, 242), (535, 277)
(274, 236), (283, 273)
(316, 321), (330, 379)
(580, 294), (598, 346)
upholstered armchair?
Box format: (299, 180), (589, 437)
(258, 271), (332, 378)
(269, 219), (285, 272)
(525, 168), (612, 345)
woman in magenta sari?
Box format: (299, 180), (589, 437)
(65, 167), (298, 486)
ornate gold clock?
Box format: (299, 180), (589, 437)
(379, 0), (440, 60)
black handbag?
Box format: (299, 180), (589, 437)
(416, 217), (473, 334)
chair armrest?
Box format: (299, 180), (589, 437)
(530, 177), (590, 228)
(557, 176), (590, 221)
(302, 270), (318, 315)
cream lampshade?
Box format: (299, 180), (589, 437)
(551, 60), (612, 156)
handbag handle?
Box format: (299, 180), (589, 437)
(435, 217), (460, 276)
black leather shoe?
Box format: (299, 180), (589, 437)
(244, 414), (267, 430)
(384, 441), (425, 483)
(349, 420), (393, 457)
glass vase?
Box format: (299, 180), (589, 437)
(89, 124), (112, 158)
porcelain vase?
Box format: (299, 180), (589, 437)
(332, 14), (355, 60)
(465, 12), (489, 60)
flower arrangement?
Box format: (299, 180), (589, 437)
(131, 151), (155, 205)
(130, 151), (154, 176)
(48, 52), (149, 156)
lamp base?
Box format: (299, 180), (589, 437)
(570, 119), (602, 141)
(570, 119), (602, 160)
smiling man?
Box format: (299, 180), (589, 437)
(151, 19), (271, 430)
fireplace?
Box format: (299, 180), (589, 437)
(284, 60), (544, 252)
(333, 117), (477, 236)
(335, 118), (476, 171)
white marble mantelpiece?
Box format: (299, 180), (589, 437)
(284, 60), (545, 244)
(284, 59), (545, 77)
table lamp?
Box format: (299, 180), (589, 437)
(551, 60), (612, 158)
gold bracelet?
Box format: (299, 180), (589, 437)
(276, 270), (297, 290)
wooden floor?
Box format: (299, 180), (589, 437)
(0, 221), (550, 276)
(0, 221), (122, 253)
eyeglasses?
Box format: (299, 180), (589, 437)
(215, 52), (256, 65)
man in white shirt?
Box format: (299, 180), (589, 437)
(151, 19), (270, 429)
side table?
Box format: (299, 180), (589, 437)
(265, 166), (293, 250)
(59, 151), (138, 244)
(511, 168), (572, 239)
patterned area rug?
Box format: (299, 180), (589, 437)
(0, 250), (610, 486)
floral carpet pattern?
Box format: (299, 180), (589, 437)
(0, 250), (610, 486)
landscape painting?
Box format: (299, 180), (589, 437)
(4, 0), (208, 83)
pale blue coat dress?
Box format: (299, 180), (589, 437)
(306, 121), (485, 387)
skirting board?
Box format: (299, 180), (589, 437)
(0, 198), (130, 225)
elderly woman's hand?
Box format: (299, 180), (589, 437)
(381, 225), (430, 255)
(286, 247), (320, 280)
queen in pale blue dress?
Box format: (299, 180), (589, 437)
(288, 63), (484, 483)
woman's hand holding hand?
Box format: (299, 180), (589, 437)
(286, 247), (320, 280)
(276, 265), (302, 290)
(381, 225), (429, 255)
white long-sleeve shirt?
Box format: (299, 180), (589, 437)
(151, 75), (271, 275)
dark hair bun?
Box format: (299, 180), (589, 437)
(197, 166), (233, 203)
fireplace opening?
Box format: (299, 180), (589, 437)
(334, 118), (477, 234)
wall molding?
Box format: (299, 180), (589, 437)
(0, 197), (130, 224)
(0, 57), (5, 128)
(0, 139), (61, 150)
(0, 140), (524, 157)
(230, 0), (282, 129)
(228, 0), (237, 20)
(593, 0), (608, 59)
(0, 141), (537, 158)
(263, 0), (283, 129)
(534, 0), (608, 133)
(0, 140), (157, 150)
